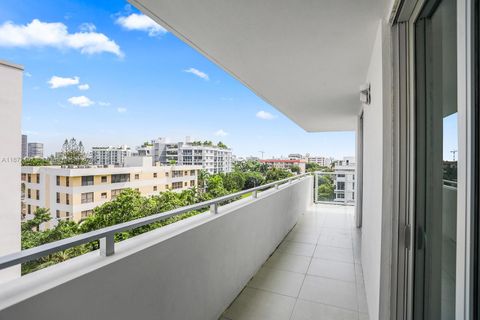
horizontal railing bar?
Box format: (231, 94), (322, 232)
(0, 173), (310, 271)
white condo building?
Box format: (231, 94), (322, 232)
(152, 137), (232, 174)
(308, 156), (333, 167)
(91, 145), (132, 166)
(334, 156), (355, 203)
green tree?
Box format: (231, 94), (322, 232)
(221, 172), (247, 192)
(59, 138), (88, 165)
(217, 141), (228, 149)
(265, 168), (292, 183)
(22, 208), (51, 232)
(22, 158), (51, 166)
(290, 165), (301, 174)
(318, 176), (334, 201)
(206, 175), (228, 198)
(306, 162), (321, 172)
(244, 172), (265, 189)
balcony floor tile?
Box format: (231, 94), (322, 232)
(222, 204), (368, 320)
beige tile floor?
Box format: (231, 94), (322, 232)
(221, 204), (369, 320)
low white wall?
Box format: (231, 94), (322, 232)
(0, 177), (313, 320)
(0, 60), (23, 284)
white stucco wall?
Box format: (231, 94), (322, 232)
(0, 177), (312, 320)
(361, 22), (384, 320)
(0, 60), (23, 283)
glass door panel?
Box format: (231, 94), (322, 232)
(414, 0), (457, 319)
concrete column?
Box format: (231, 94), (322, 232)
(0, 60), (23, 283)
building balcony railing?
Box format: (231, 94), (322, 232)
(0, 173), (315, 319)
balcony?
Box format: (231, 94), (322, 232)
(221, 204), (367, 320)
(0, 175), (369, 320)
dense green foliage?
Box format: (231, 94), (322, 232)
(21, 158), (51, 166)
(21, 160), (295, 274)
(317, 175), (335, 201)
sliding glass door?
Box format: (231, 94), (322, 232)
(413, 0), (458, 318)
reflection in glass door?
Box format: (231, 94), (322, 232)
(413, 0), (457, 319)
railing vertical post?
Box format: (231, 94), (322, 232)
(210, 203), (218, 214)
(275, 183), (279, 189)
(100, 233), (115, 257)
(252, 190), (258, 198)
(314, 173), (318, 203)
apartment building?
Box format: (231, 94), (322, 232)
(21, 135), (27, 159)
(91, 145), (132, 166)
(21, 156), (201, 227)
(27, 142), (43, 158)
(308, 156), (333, 167)
(333, 156), (355, 203)
(152, 137), (232, 174)
(259, 159), (307, 174)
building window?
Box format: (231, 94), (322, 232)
(190, 180), (195, 187)
(56, 176), (60, 186)
(66, 211), (70, 217)
(111, 189), (123, 199)
(153, 186), (157, 191)
(135, 174), (140, 180)
(27, 174), (31, 183)
(36, 190), (40, 200)
(101, 192), (107, 199)
(101, 176), (107, 183)
(82, 176), (94, 186)
(184, 182), (187, 187)
(81, 192), (94, 204)
(28, 205), (31, 215)
(81, 210), (93, 218)
(165, 184), (169, 189)
(56, 210), (60, 218)
(153, 172), (158, 178)
(111, 174), (130, 183)
(165, 172), (169, 177)
(337, 174), (345, 178)
(27, 189), (31, 199)
(66, 194), (70, 205)
(337, 182), (345, 190)
(37, 175), (40, 184)
(172, 182), (183, 190)
(190, 170), (196, 176)
(172, 171), (183, 178)
(66, 176), (70, 187)
(56, 192), (60, 204)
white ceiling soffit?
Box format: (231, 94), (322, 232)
(131, 0), (387, 132)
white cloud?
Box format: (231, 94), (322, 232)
(117, 107), (127, 113)
(256, 110), (276, 120)
(98, 101), (111, 106)
(0, 19), (123, 57)
(184, 68), (209, 80)
(116, 13), (167, 37)
(68, 95), (94, 107)
(79, 22), (96, 32)
(48, 76), (79, 89)
(78, 83), (90, 90)
(214, 129), (228, 137)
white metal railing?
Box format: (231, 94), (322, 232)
(313, 171), (355, 205)
(0, 173), (310, 271)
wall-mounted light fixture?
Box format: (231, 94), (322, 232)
(359, 83), (371, 105)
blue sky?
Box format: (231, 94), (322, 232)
(0, 0), (355, 159)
